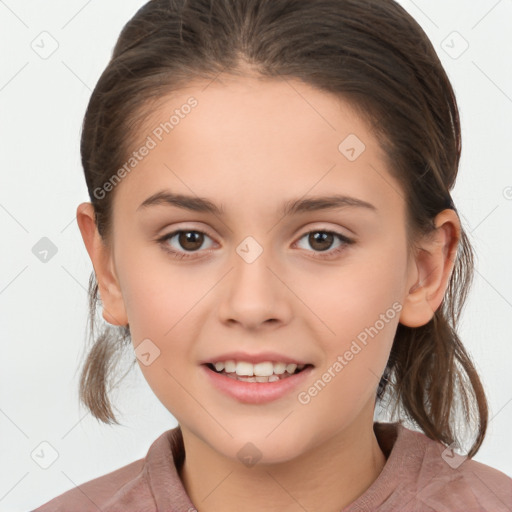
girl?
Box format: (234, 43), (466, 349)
(33, 0), (512, 510)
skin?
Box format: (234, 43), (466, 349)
(77, 74), (460, 512)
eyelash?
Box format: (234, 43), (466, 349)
(156, 228), (355, 261)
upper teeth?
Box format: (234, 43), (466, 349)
(213, 360), (305, 376)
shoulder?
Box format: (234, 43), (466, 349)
(400, 425), (512, 511)
(422, 450), (512, 511)
(30, 429), (178, 512)
(31, 457), (149, 511)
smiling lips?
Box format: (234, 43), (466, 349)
(207, 360), (308, 383)
(203, 361), (314, 403)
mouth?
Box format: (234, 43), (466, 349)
(201, 360), (315, 404)
(204, 362), (314, 383)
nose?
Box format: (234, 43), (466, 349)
(217, 243), (293, 331)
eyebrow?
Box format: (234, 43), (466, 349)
(137, 190), (378, 216)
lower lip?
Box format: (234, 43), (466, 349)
(201, 364), (314, 404)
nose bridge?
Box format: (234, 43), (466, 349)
(217, 232), (292, 327)
(232, 234), (276, 305)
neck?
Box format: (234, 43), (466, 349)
(178, 416), (387, 512)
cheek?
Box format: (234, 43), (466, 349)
(116, 244), (204, 337)
(291, 243), (406, 410)
(115, 250), (203, 418)
(295, 245), (406, 337)
(296, 261), (402, 423)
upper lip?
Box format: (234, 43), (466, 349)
(200, 351), (312, 366)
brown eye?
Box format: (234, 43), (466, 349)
(157, 227), (354, 262)
(295, 229), (354, 259)
(158, 229), (216, 259)
(308, 231), (335, 251)
(177, 231), (205, 251)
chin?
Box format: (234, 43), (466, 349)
(206, 425), (311, 467)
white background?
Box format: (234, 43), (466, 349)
(1, 0), (511, 510)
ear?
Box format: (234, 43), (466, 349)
(399, 209), (461, 328)
(76, 202), (128, 327)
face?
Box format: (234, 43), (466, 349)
(97, 75), (417, 463)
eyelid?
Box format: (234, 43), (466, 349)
(156, 222), (217, 240)
(294, 222), (355, 240)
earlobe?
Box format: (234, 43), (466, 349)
(76, 202), (128, 327)
(399, 209), (460, 328)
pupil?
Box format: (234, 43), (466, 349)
(180, 231), (203, 251)
(310, 232), (333, 251)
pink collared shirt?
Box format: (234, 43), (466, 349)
(32, 422), (512, 511)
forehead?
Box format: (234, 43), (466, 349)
(112, 75), (403, 219)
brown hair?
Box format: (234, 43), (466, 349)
(78, 0), (488, 458)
